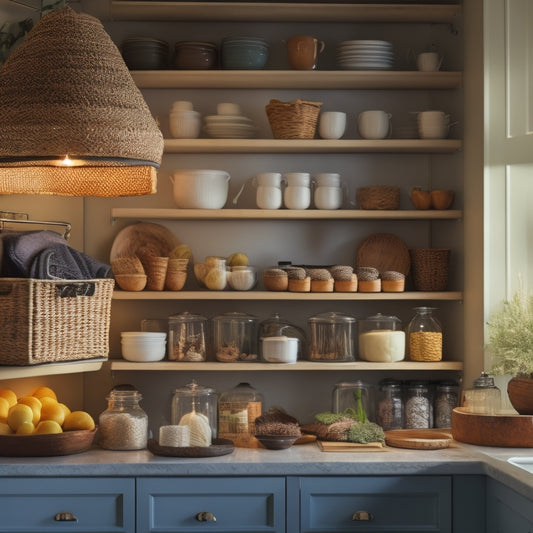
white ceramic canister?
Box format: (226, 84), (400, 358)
(254, 172), (282, 209)
(283, 172), (311, 209)
(261, 336), (299, 364)
(313, 172), (343, 209)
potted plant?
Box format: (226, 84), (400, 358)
(486, 284), (533, 415)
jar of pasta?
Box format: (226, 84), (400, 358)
(406, 307), (442, 361)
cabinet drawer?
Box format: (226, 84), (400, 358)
(0, 477), (135, 532)
(300, 476), (452, 532)
(137, 477), (285, 532)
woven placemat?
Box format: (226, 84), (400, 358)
(356, 233), (410, 276)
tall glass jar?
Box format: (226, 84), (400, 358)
(406, 307), (443, 361)
(405, 382), (431, 429)
(212, 312), (259, 362)
(307, 312), (356, 361)
(434, 380), (459, 428)
(168, 312), (207, 362)
(333, 380), (375, 421)
(99, 386), (148, 450)
(376, 379), (404, 430)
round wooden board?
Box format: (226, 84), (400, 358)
(148, 438), (234, 457)
(356, 233), (410, 275)
(385, 429), (452, 450)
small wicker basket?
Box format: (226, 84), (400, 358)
(409, 248), (450, 291)
(356, 186), (400, 210)
(265, 99), (322, 139)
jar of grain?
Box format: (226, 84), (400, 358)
(377, 378), (404, 430)
(168, 312), (207, 361)
(212, 312), (259, 362)
(358, 313), (405, 362)
(98, 386), (148, 450)
(307, 312), (356, 361)
(434, 380), (459, 428)
(406, 307), (442, 361)
(405, 382), (431, 429)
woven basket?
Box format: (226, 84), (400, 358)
(265, 99), (322, 139)
(356, 186), (400, 210)
(409, 248), (450, 291)
(0, 278), (114, 365)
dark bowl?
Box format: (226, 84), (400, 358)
(256, 434), (299, 450)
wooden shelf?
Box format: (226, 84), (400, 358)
(132, 70), (462, 90)
(109, 360), (463, 372)
(112, 290), (463, 301)
(110, 2), (461, 23)
(0, 359), (106, 380)
(111, 207), (462, 221)
(163, 138), (462, 154)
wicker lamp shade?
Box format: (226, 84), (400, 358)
(0, 6), (163, 197)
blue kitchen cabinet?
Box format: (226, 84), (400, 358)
(487, 477), (533, 533)
(0, 477), (135, 532)
(137, 476), (286, 532)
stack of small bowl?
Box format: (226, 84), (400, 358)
(111, 256), (147, 291)
(121, 332), (167, 362)
(204, 102), (256, 139)
(169, 100), (202, 139)
(221, 36), (269, 69)
(173, 41), (217, 69)
(121, 37), (169, 70)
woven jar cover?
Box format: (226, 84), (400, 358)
(0, 6), (163, 196)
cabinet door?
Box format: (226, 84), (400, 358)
(137, 476), (285, 532)
(299, 476), (452, 532)
(0, 477), (135, 532)
(487, 478), (533, 533)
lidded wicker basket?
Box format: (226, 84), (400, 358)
(409, 248), (450, 291)
(265, 99), (322, 139)
(356, 186), (400, 210)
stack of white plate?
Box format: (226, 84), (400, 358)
(204, 105), (256, 139)
(336, 40), (394, 70)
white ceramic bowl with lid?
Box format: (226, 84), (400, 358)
(170, 169), (230, 209)
(121, 331), (167, 362)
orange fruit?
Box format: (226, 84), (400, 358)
(0, 397), (10, 424)
(0, 389), (17, 408)
(16, 421), (35, 435)
(0, 422), (12, 435)
(58, 403), (71, 419)
(63, 411), (95, 431)
(17, 396), (42, 425)
(34, 420), (62, 434)
(7, 403), (33, 431)
(31, 386), (57, 402)
(40, 400), (66, 426)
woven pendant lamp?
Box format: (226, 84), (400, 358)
(0, 6), (163, 197)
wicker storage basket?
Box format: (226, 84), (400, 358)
(356, 186), (400, 210)
(409, 248), (450, 291)
(0, 278), (114, 365)
(265, 99), (322, 139)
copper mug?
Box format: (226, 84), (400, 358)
(286, 35), (325, 70)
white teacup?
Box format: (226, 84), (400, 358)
(417, 52), (443, 72)
(318, 111), (347, 140)
(417, 110), (451, 139)
(357, 110), (392, 140)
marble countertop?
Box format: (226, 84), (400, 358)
(1, 440), (532, 501)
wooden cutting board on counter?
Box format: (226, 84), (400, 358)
(317, 440), (386, 452)
(385, 429), (453, 450)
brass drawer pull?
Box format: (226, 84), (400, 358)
(54, 511), (78, 522)
(352, 510), (374, 521)
(196, 511), (217, 522)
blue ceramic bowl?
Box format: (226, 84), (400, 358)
(221, 40), (269, 70)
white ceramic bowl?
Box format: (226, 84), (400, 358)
(121, 332), (167, 362)
(261, 336), (298, 364)
(217, 102), (241, 115)
(170, 169), (230, 209)
(169, 110), (201, 139)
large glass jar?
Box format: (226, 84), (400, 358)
(406, 307), (443, 361)
(258, 313), (306, 363)
(212, 312), (259, 362)
(168, 312), (207, 362)
(376, 378), (404, 430)
(405, 382), (431, 429)
(462, 372), (501, 415)
(434, 380), (459, 428)
(332, 381), (375, 422)
(358, 313), (405, 362)
(218, 382), (263, 448)
(307, 312), (356, 361)
(171, 380), (217, 440)
(98, 386), (148, 450)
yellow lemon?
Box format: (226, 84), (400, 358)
(16, 421), (35, 435)
(63, 411), (95, 431)
(7, 403), (34, 431)
(227, 252), (249, 267)
(31, 386), (58, 401)
(0, 422), (13, 435)
(40, 400), (66, 426)
(58, 403), (71, 419)
(0, 397), (10, 424)
(17, 396), (42, 425)
(0, 389), (17, 408)
(34, 420), (62, 434)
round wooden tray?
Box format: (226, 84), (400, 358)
(356, 233), (410, 275)
(0, 428), (97, 457)
(385, 429), (452, 450)
(148, 438), (235, 457)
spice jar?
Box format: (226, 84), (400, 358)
(462, 372), (501, 415)
(376, 378), (404, 430)
(405, 382), (431, 429)
(406, 307), (443, 361)
(434, 380), (459, 428)
(171, 380), (217, 444)
(212, 312), (259, 362)
(218, 382), (263, 447)
(333, 380), (375, 421)
(98, 386), (148, 450)
(307, 312), (356, 361)
(168, 312), (207, 361)
(358, 313), (405, 362)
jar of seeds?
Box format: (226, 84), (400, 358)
(99, 385), (148, 450)
(376, 379), (404, 430)
(406, 307), (443, 361)
(405, 382), (431, 429)
(307, 312), (356, 361)
(434, 380), (459, 428)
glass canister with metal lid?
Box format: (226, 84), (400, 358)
(358, 313), (405, 362)
(307, 311), (356, 361)
(168, 312), (207, 362)
(212, 312), (259, 362)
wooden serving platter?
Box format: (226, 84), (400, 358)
(385, 429), (453, 450)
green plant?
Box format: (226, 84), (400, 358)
(487, 285), (533, 378)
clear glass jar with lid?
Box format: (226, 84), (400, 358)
(258, 312), (306, 362)
(358, 313), (405, 362)
(307, 311), (356, 361)
(405, 381), (431, 429)
(171, 380), (217, 439)
(376, 378), (404, 430)
(434, 380), (459, 428)
(462, 372), (501, 415)
(406, 307), (443, 361)
(168, 312), (207, 361)
(333, 380), (375, 421)
(211, 312), (259, 362)
(98, 385), (148, 450)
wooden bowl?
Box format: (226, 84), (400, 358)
(256, 435), (299, 450)
(114, 273), (147, 291)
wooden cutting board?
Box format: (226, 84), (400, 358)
(317, 440), (386, 452)
(385, 429), (453, 450)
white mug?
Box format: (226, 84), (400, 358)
(318, 111), (347, 140)
(417, 52), (443, 72)
(314, 186), (343, 210)
(357, 110), (392, 140)
(417, 110), (451, 139)
(256, 186), (282, 209)
(284, 186), (311, 209)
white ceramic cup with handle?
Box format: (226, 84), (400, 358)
(417, 110), (451, 139)
(318, 111), (347, 139)
(357, 110), (392, 140)
(417, 52), (443, 72)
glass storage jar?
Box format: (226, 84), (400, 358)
(406, 307), (443, 361)
(212, 312), (259, 362)
(434, 380), (459, 428)
(258, 313), (306, 362)
(332, 380), (375, 422)
(376, 378), (404, 430)
(358, 313), (405, 362)
(405, 382), (431, 429)
(307, 312), (356, 361)
(171, 380), (217, 440)
(218, 382), (263, 447)
(462, 372), (501, 415)
(168, 312), (207, 361)
(98, 386), (148, 450)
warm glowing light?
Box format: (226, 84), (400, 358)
(61, 155), (75, 166)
